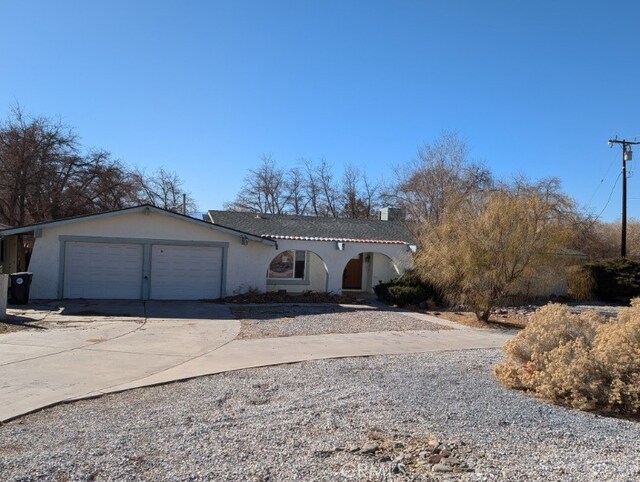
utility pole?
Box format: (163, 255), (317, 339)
(608, 138), (639, 257)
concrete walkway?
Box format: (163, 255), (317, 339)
(0, 301), (514, 422)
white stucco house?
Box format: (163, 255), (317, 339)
(0, 205), (415, 301)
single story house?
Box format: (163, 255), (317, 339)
(0, 205), (414, 301)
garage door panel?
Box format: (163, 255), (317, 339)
(150, 245), (222, 300)
(64, 242), (143, 299)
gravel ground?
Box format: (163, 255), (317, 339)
(233, 304), (451, 339)
(2, 349), (639, 481)
(0, 321), (26, 334)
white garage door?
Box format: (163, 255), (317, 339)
(150, 245), (223, 300)
(64, 242), (144, 299)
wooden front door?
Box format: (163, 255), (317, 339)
(342, 254), (363, 289)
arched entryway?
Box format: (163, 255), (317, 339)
(266, 249), (328, 293)
(341, 252), (400, 293)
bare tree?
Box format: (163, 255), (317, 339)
(134, 167), (197, 214)
(340, 165), (362, 218)
(361, 171), (382, 219)
(338, 165), (383, 218)
(302, 158), (322, 216)
(226, 156), (384, 218)
(317, 159), (339, 217)
(286, 167), (308, 215)
(224, 155), (289, 214)
(0, 105), (80, 227)
(0, 106), (182, 225)
(78, 151), (141, 212)
(387, 131), (492, 226)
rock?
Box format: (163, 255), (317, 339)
(346, 445), (360, 453)
(419, 451), (429, 459)
(447, 457), (461, 466)
(502, 468), (517, 478)
(393, 441), (405, 449)
(440, 448), (452, 457)
(360, 441), (379, 454)
(427, 439), (440, 448)
(380, 455), (392, 462)
(427, 454), (443, 464)
(392, 463), (406, 474)
(432, 463), (453, 473)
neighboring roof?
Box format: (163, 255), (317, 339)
(0, 205), (275, 245)
(207, 210), (415, 244)
(556, 248), (588, 259)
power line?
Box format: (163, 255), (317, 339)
(596, 171), (622, 219)
(586, 152), (617, 207)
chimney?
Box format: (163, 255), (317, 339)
(379, 207), (404, 221)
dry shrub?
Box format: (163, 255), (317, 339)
(566, 265), (596, 300)
(495, 301), (640, 416)
(593, 299), (640, 413)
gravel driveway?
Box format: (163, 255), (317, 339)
(2, 349), (638, 481)
(233, 304), (451, 339)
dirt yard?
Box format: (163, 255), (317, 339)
(424, 302), (624, 330)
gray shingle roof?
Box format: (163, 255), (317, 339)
(207, 211), (415, 244)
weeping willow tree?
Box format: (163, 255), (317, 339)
(415, 178), (579, 321)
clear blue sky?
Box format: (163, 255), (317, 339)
(2, 1), (639, 220)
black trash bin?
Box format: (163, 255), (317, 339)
(9, 272), (33, 305)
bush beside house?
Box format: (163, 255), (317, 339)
(374, 271), (442, 307)
(567, 258), (640, 302)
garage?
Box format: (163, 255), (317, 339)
(63, 241), (224, 301)
(0, 204), (275, 301)
(64, 241), (144, 299)
(150, 244), (223, 300)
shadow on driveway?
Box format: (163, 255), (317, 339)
(11, 300), (235, 321)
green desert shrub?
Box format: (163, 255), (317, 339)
(387, 286), (430, 307)
(374, 271), (442, 307)
(495, 300), (640, 416)
(567, 258), (640, 302)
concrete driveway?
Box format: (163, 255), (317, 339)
(0, 301), (239, 421)
(0, 301), (514, 422)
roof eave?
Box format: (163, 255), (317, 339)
(0, 205), (276, 245)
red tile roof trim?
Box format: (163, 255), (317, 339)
(262, 234), (408, 244)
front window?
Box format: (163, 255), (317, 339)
(268, 250), (306, 279)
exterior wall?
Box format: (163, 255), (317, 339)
(268, 240), (412, 295)
(26, 210), (274, 299)
(514, 258), (585, 298)
(370, 252), (401, 291)
(0, 237), (18, 274)
(266, 251), (327, 293)
(308, 252), (328, 292)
